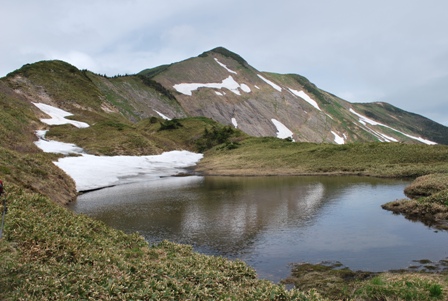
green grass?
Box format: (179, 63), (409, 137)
(0, 81), (76, 204)
(404, 174), (448, 199)
(382, 173), (448, 230)
(282, 262), (447, 301)
(354, 274), (445, 300)
(197, 137), (448, 177)
(7, 61), (103, 113)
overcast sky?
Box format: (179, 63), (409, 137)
(2, 0), (448, 125)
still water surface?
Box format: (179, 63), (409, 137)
(69, 176), (448, 282)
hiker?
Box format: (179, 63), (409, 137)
(0, 180), (3, 196)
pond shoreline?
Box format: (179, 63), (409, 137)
(194, 164), (448, 232)
(382, 200), (448, 230)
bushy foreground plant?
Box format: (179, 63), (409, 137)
(0, 187), (324, 300)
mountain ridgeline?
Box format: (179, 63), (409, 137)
(4, 46), (448, 147)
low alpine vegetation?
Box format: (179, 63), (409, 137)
(0, 186), (324, 300)
(383, 173), (448, 230)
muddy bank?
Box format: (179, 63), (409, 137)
(381, 173), (448, 230)
(382, 200), (448, 230)
(282, 260), (448, 300)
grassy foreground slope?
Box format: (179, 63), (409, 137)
(0, 187), (322, 301)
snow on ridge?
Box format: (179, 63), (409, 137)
(257, 74), (282, 92)
(288, 88), (321, 111)
(155, 110), (171, 120)
(350, 108), (380, 126)
(214, 58), (237, 74)
(331, 131), (345, 144)
(231, 117), (238, 128)
(271, 118), (294, 141)
(33, 102), (89, 128)
(349, 108), (436, 145)
(173, 75), (251, 96)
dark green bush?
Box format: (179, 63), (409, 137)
(159, 119), (183, 131)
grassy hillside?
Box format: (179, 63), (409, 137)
(0, 81), (76, 204)
(197, 137), (448, 177)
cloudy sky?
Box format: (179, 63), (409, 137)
(2, 0), (448, 125)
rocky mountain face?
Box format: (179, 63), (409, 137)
(3, 47), (448, 145)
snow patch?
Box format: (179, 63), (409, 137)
(288, 88), (321, 111)
(55, 150), (203, 192)
(255, 85), (260, 90)
(174, 75), (247, 96)
(231, 117), (238, 128)
(240, 83), (251, 93)
(350, 108), (436, 145)
(331, 131), (345, 144)
(271, 119), (294, 141)
(214, 58), (237, 74)
(34, 130), (85, 155)
(34, 130), (203, 191)
(350, 108), (380, 126)
(33, 102), (89, 128)
(155, 110), (171, 120)
(215, 91), (224, 96)
(257, 74), (282, 92)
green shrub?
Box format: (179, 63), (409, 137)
(196, 125), (238, 152)
(159, 119), (183, 131)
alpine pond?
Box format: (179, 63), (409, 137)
(69, 175), (448, 282)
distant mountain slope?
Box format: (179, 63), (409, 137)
(2, 47), (447, 145)
(141, 47), (445, 145)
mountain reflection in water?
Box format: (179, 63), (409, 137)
(70, 176), (448, 282)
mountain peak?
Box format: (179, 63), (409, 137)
(199, 47), (249, 68)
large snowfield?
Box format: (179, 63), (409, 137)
(33, 103), (203, 192)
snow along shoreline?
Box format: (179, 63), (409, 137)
(32, 103), (203, 192)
